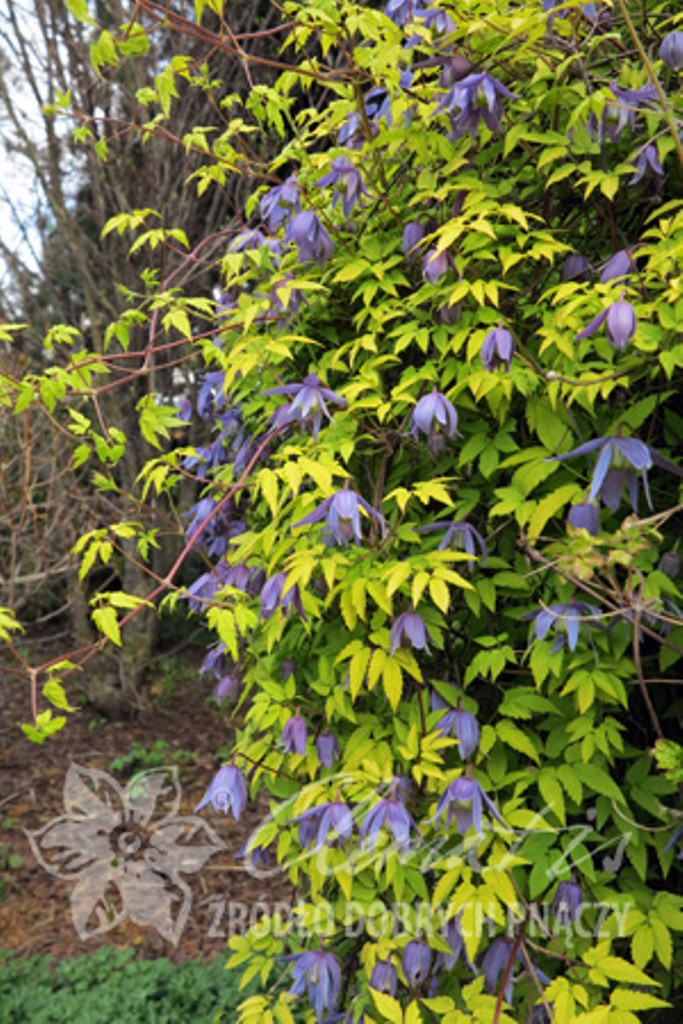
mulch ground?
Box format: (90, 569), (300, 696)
(0, 635), (290, 963)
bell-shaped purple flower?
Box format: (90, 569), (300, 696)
(295, 799), (354, 848)
(402, 220), (426, 256)
(421, 6), (456, 33)
(631, 144), (665, 185)
(403, 941), (432, 987)
(237, 837), (272, 873)
(567, 501), (600, 536)
(360, 796), (417, 849)
(549, 435), (654, 512)
(268, 273), (305, 317)
(562, 253), (591, 282)
(293, 484), (385, 546)
(526, 600), (603, 652)
(439, 916), (468, 971)
(385, 0), (423, 27)
(421, 518), (487, 568)
(260, 176), (300, 231)
(481, 938), (515, 1001)
(481, 937), (549, 1003)
(286, 211), (334, 264)
(201, 643), (227, 680)
(600, 249), (633, 283)
(600, 82), (657, 144)
(432, 773), (504, 836)
(213, 673), (241, 703)
(436, 72), (517, 139)
(370, 959), (398, 995)
(438, 702), (480, 760)
(552, 880), (583, 923)
(411, 388), (458, 452)
(481, 326), (514, 371)
(281, 711), (308, 756)
(422, 248), (452, 283)
(576, 299), (636, 350)
(316, 156), (368, 218)
(260, 573), (305, 620)
(196, 764), (247, 819)
(264, 373), (346, 440)
(390, 611), (431, 655)
(288, 947), (342, 1020)
(316, 732), (340, 768)
(660, 30), (683, 71)
(229, 228), (268, 252)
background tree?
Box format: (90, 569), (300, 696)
(0, 0), (280, 712)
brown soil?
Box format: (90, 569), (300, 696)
(0, 637), (290, 963)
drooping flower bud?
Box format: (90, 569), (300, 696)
(660, 30), (683, 71)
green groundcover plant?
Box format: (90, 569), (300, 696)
(1, 1), (682, 1022)
(0, 949), (248, 1023)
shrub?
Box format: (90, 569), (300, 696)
(1, 1), (682, 1022)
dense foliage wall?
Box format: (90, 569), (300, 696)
(1, 1), (682, 1022)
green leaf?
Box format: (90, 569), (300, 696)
(42, 680), (77, 712)
(371, 989), (403, 1022)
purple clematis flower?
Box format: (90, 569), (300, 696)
(438, 916), (470, 971)
(293, 484), (385, 546)
(577, 299), (637, 351)
(526, 600), (603, 652)
(260, 573), (305, 620)
(316, 732), (340, 768)
(631, 143), (665, 185)
(361, 796), (417, 849)
(260, 176), (300, 231)
(600, 249), (634, 283)
(316, 157), (368, 217)
(422, 248), (452, 282)
(421, 518), (487, 568)
(481, 937), (550, 1003)
(196, 370), (228, 420)
(213, 673), (241, 703)
(567, 501), (600, 536)
(436, 72), (517, 139)
(390, 611), (431, 655)
(660, 30), (683, 71)
(186, 560), (261, 610)
(229, 228), (268, 252)
(438, 701), (480, 760)
(549, 435), (654, 512)
(411, 388), (458, 453)
(264, 373), (347, 440)
(599, 82), (658, 144)
(268, 273), (305, 317)
(370, 959), (398, 995)
(402, 220), (426, 256)
(421, 6), (455, 33)
(237, 837), (273, 873)
(286, 211), (334, 264)
(403, 940), (432, 986)
(552, 880), (583, 923)
(432, 773), (505, 836)
(481, 326), (515, 371)
(196, 764), (247, 819)
(201, 643), (228, 681)
(288, 947), (342, 1021)
(281, 711), (308, 755)
(562, 253), (592, 282)
(295, 799), (354, 848)
(385, 0), (424, 27)
(481, 938), (515, 1002)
